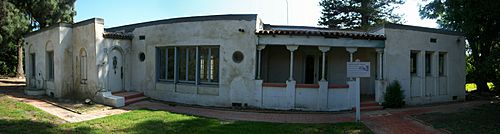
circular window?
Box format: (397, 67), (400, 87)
(232, 51), (244, 63)
(139, 52), (145, 62)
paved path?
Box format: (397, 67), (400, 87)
(4, 92), (128, 123)
(126, 100), (486, 134)
(124, 101), (354, 123)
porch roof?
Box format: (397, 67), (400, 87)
(256, 25), (385, 48)
(256, 24), (386, 40)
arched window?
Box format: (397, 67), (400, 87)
(80, 48), (87, 83)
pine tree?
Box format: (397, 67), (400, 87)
(318, 0), (405, 29)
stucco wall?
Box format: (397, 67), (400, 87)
(71, 19), (100, 99)
(383, 28), (466, 105)
(140, 19), (258, 107)
(24, 25), (73, 98)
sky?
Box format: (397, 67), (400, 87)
(74, 0), (438, 29)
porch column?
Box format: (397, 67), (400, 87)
(376, 48), (384, 80)
(346, 47), (357, 62)
(286, 45), (299, 81)
(256, 45), (266, 79)
(346, 47), (358, 81)
(318, 46), (330, 81)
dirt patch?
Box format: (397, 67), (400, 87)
(41, 97), (113, 114)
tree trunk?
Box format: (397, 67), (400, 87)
(475, 81), (489, 92)
(16, 40), (24, 78)
(469, 39), (489, 92)
(360, 0), (370, 29)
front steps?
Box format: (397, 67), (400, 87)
(112, 91), (148, 105)
(360, 101), (384, 111)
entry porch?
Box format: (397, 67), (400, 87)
(254, 29), (386, 111)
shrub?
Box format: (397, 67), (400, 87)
(383, 80), (405, 108)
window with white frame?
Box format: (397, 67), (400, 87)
(157, 47), (177, 81)
(47, 51), (54, 80)
(157, 46), (219, 84)
(199, 47), (219, 83)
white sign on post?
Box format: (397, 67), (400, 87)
(347, 62), (370, 78)
(346, 61), (370, 122)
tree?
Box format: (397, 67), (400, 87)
(420, 0), (500, 92)
(0, 0), (76, 77)
(318, 0), (405, 29)
(0, 1), (29, 76)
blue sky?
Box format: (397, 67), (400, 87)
(75, 0), (438, 28)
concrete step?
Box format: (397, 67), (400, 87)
(361, 101), (380, 107)
(111, 90), (126, 94)
(113, 92), (144, 100)
(361, 106), (384, 111)
(125, 96), (148, 105)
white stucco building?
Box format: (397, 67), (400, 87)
(23, 14), (465, 111)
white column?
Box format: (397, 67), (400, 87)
(346, 47), (357, 62)
(286, 45), (299, 81)
(318, 46), (330, 81)
(257, 45), (266, 79)
(376, 48), (384, 80)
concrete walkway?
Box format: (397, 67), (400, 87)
(125, 100), (486, 134)
(4, 92), (129, 123)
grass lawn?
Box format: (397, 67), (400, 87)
(0, 94), (372, 134)
(415, 103), (500, 134)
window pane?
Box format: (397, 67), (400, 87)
(439, 53), (445, 76)
(211, 48), (219, 82)
(48, 52), (54, 80)
(199, 47), (209, 82)
(410, 52), (417, 74)
(158, 48), (167, 80)
(425, 53), (431, 75)
(178, 47), (187, 81)
(167, 48), (175, 80)
(81, 55), (87, 80)
(187, 47), (196, 81)
(31, 54), (36, 77)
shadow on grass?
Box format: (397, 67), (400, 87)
(415, 103), (500, 134)
(0, 119), (57, 134)
(116, 109), (371, 134)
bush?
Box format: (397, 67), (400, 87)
(383, 80), (405, 108)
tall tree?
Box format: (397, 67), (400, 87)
(0, 1), (29, 76)
(420, 0), (500, 92)
(0, 0), (76, 77)
(318, 0), (405, 29)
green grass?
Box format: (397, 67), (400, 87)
(466, 82), (495, 92)
(415, 103), (500, 134)
(0, 94), (372, 134)
(0, 94), (65, 134)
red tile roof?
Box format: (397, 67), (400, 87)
(256, 30), (386, 40)
(103, 32), (134, 40)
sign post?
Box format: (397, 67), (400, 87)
(347, 62), (370, 122)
